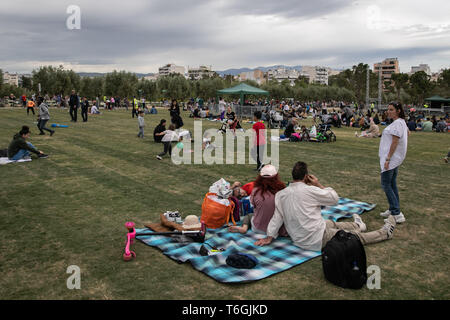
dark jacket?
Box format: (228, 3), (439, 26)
(69, 94), (79, 107)
(7, 133), (39, 159)
(284, 123), (295, 138)
(153, 124), (166, 143)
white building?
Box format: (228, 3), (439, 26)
(410, 64), (431, 76)
(158, 64), (185, 77)
(187, 65), (215, 80)
(301, 66), (329, 85)
(267, 68), (300, 86)
(3, 72), (19, 86)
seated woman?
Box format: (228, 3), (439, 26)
(355, 118), (380, 138)
(90, 102), (101, 114)
(228, 165), (288, 236)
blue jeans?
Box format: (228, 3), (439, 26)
(10, 142), (35, 160)
(380, 167), (400, 215)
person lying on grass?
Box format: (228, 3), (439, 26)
(228, 165), (288, 236)
(7, 125), (48, 160)
(254, 161), (397, 251)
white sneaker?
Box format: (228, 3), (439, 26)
(156, 155), (162, 160)
(380, 209), (391, 218)
(382, 215), (396, 239)
(352, 214), (367, 232)
(392, 212), (406, 224)
(354, 131), (358, 137)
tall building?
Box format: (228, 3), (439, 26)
(158, 64), (185, 77)
(2, 72), (19, 86)
(187, 65), (215, 80)
(301, 66), (329, 85)
(410, 64), (431, 76)
(373, 58), (400, 86)
(238, 69), (266, 85)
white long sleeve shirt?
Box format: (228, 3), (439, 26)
(266, 181), (339, 252)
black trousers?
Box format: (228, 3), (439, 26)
(27, 107), (35, 115)
(81, 108), (88, 122)
(158, 142), (172, 157)
(38, 119), (54, 134)
(70, 106), (78, 122)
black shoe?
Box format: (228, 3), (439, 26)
(39, 132), (45, 135)
(38, 153), (49, 158)
(50, 131), (55, 137)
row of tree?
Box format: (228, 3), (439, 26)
(1, 64), (449, 106)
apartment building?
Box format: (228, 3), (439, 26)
(410, 64), (431, 76)
(301, 66), (329, 85)
(3, 72), (19, 86)
(158, 64), (185, 77)
(187, 65), (215, 80)
(373, 58), (400, 85)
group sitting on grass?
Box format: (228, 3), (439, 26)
(228, 162), (397, 251)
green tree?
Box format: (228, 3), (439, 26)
(408, 71), (434, 105)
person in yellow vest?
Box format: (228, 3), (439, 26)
(132, 96), (139, 118)
(26, 100), (35, 115)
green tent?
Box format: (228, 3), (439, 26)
(217, 83), (269, 106)
(425, 95), (450, 108)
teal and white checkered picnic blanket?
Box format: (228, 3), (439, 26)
(136, 197), (376, 283)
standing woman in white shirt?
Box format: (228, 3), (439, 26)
(378, 103), (409, 223)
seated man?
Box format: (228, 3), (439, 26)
(255, 161), (396, 251)
(7, 126), (48, 160)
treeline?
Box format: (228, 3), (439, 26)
(1, 64), (449, 105)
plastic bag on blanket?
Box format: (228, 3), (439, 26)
(209, 178), (232, 199)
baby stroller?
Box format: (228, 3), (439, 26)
(268, 110), (283, 129)
(313, 119), (337, 143)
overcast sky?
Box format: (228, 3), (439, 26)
(1, 0), (449, 74)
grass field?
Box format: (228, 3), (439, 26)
(0, 107), (449, 300)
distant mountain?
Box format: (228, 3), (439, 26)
(77, 72), (155, 78)
(216, 65), (303, 76)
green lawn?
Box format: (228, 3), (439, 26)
(0, 107), (448, 300)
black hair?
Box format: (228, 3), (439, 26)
(20, 125), (30, 136)
(388, 102), (405, 119)
(254, 111), (262, 120)
(159, 119), (166, 125)
(292, 161), (308, 181)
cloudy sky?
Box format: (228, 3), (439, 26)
(1, 0), (449, 74)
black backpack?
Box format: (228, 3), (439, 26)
(322, 230), (367, 289)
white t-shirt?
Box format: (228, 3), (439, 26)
(266, 182), (339, 252)
(219, 100), (226, 113)
(379, 118), (408, 172)
(161, 130), (179, 142)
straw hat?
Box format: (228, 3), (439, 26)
(260, 164), (277, 177)
(182, 215), (202, 229)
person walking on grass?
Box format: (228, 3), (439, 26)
(378, 103), (408, 224)
(37, 97), (55, 136)
(26, 99), (35, 116)
(156, 124), (178, 160)
(81, 97), (89, 122)
(137, 110), (145, 138)
(69, 90), (79, 122)
(7, 125), (48, 160)
(254, 161), (397, 250)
